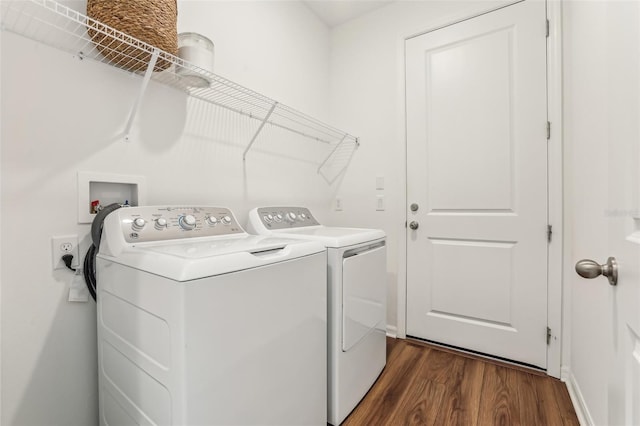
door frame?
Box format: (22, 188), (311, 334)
(396, 0), (564, 378)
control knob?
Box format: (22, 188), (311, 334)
(274, 214), (283, 222)
(221, 215), (232, 225)
(299, 213), (307, 221)
(285, 212), (297, 223)
(131, 217), (146, 230)
(263, 215), (273, 223)
(206, 216), (218, 226)
(155, 217), (168, 230)
(179, 214), (197, 230)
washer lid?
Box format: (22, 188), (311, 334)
(97, 235), (325, 282)
(143, 235), (294, 258)
(269, 226), (385, 248)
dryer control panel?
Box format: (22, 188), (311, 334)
(254, 207), (320, 230)
(107, 206), (245, 243)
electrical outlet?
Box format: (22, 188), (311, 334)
(52, 235), (79, 270)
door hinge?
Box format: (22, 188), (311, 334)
(546, 19), (550, 38)
(547, 327), (552, 345)
(547, 224), (553, 243)
(546, 121), (551, 140)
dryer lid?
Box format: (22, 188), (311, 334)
(268, 226), (385, 248)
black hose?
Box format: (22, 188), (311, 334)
(83, 203), (122, 301)
(83, 245), (97, 301)
(91, 203), (122, 247)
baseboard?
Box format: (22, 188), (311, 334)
(386, 325), (397, 338)
(561, 365), (571, 382)
(562, 367), (594, 426)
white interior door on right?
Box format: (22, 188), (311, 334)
(568, 1), (640, 423)
(405, 0), (549, 368)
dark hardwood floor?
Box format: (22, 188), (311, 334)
(342, 338), (579, 426)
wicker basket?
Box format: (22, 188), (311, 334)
(86, 0), (177, 72)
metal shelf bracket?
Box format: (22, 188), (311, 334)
(243, 102), (278, 161)
(317, 134), (348, 174)
(123, 49), (160, 142)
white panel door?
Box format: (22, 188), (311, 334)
(570, 1), (640, 423)
(406, 0), (548, 368)
(604, 5), (640, 423)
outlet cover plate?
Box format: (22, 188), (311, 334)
(52, 235), (79, 270)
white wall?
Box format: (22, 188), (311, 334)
(0, 2), (331, 424)
(326, 0), (511, 333)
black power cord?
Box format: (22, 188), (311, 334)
(62, 254), (76, 272)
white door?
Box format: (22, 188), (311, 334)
(405, 1), (548, 368)
(568, 1), (640, 424)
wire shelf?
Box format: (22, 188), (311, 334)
(0, 0), (359, 171)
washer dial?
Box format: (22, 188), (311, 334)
(132, 217), (146, 230)
(179, 214), (197, 230)
(155, 217), (168, 230)
(285, 212), (297, 223)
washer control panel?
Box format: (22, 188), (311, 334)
(256, 207), (319, 230)
(115, 206), (244, 243)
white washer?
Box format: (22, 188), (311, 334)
(96, 206), (327, 426)
(247, 206), (387, 425)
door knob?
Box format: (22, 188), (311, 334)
(575, 257), (618, 286)
(409, 221), (419, 230)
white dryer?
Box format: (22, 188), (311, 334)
(247, 207), (386, 425)
(96, 206), (327, 426)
